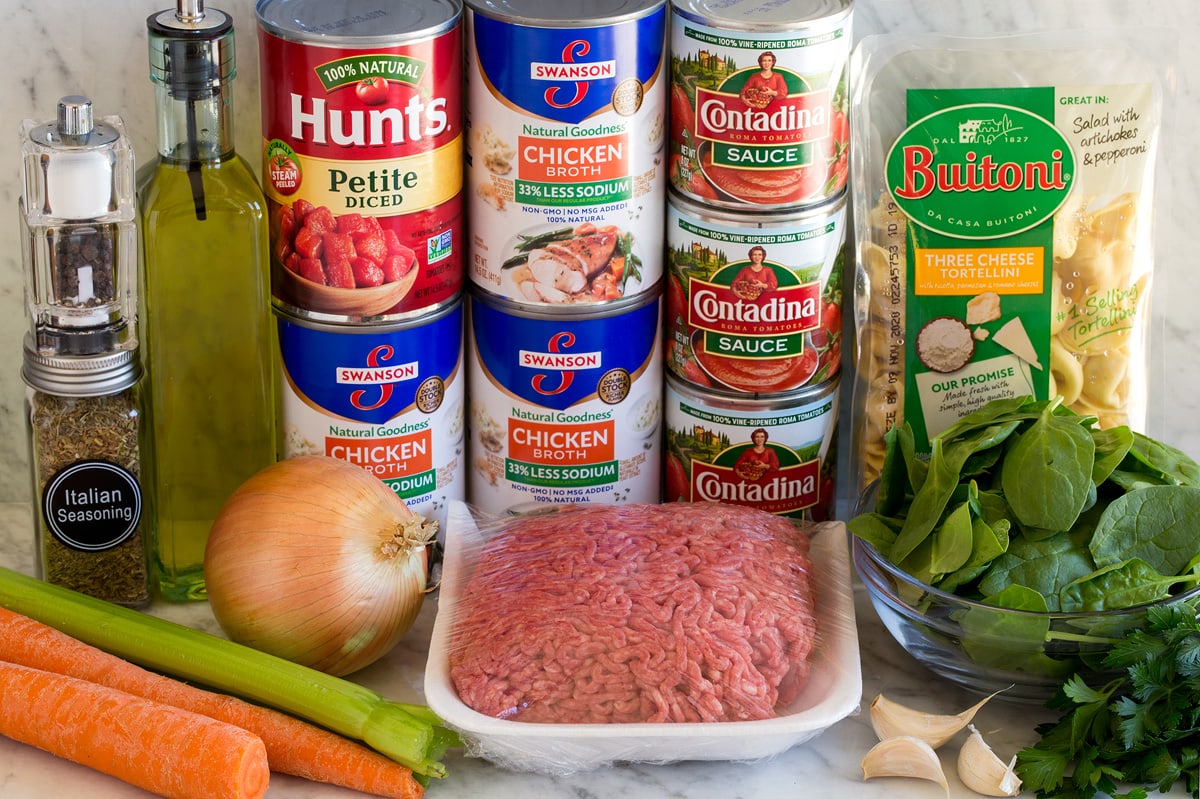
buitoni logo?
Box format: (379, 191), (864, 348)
(885, 103), (1076, 239)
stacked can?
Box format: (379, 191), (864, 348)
(256, 0), (466, 529)
(462, 0), (668, 515)
(663, 0), (851, 520)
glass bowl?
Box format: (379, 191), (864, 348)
(852, 535), (1200, 704)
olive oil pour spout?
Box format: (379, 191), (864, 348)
(147, 0), (235, 220)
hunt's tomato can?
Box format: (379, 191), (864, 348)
(668, 0), (852, 209)
(467, 288), (662, 514)
(665, 189), (846, 395)
(257, 0), (463, 323)
(275, 300), (465, 530)
(664, 372), (839, 520)
(464, 0), (667, 306)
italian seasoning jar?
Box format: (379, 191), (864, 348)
(22, 343), (150, 607)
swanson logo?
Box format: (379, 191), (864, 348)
(885, 103), (1076, 239)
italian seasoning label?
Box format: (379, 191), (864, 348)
(42, 459), (142, 552)
(884, 84), (1157, 449)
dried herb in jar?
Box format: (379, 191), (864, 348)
(29, 386), (149, 607)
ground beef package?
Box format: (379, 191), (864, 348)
(445, 503), (820, 726)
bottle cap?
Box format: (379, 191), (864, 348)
(147, 0), (235, 99)
(21, 335), (140, 397)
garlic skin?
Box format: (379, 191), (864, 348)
(861, 735), (950, 797)
(869, 691), (1000, 749)
(957, 725), (1022, 797)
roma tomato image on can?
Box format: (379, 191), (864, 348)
(257, 0), (464, 323)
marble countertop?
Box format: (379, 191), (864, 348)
(0, 500), (1190, 799)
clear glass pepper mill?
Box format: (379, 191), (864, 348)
(19, 96), (150, 607)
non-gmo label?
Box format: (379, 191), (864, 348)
(42, 460), (142, 552)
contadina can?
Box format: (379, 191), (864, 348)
(276, 300), (465, 529)
(467, 288), (662, 514)
(668, 0), (852, 209)
(464, 0), (667, 306)
(664, 373), (839, 520)
(666, 189), (846, 394)
(257, 0), (463, 323)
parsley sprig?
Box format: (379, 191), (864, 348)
(1016, 603), (1200, 799)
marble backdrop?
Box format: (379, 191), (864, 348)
(0, 0), (1195, 501)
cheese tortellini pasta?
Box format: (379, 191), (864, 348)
(852, 191), (1151, 492)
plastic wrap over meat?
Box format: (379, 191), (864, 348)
(424, 501), (862, 773)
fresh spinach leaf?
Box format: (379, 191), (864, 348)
(939, 514), (1010, 593)
(930, 500), (974, 576)
(1058, 558), (1200, 612)
(1089, 485), (1200, 576)
(1001, 403), (1096, 531)
(959, 585), (1072, 677)
(890, 421), (1022, 563)
(979, 528), (1097, 610)
(1122, 432), (1200, 487)
(846, 512), (900, 553)
(1091, 425), (1134, 484)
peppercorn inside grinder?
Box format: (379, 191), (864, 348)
(19, 97), (150, 607)
(20, 95), (138, 357)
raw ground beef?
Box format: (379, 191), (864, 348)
(448, 502), (818, 724)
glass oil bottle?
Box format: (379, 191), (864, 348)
(138, 0), (277, 600)
(20, 96), (150, 607)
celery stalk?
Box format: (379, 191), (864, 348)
(0, 566), (453, 779)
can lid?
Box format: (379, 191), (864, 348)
(466, 0), (663, 25)
(670, 0), (852, 30)
(22, 337), (140, 397)
(256, 0), (462, 44)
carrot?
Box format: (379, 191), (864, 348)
(0, 660), (268, 799)
(0, 606), (425, 799)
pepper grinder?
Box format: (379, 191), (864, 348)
(19, 96), (150, 607)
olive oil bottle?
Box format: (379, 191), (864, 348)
(138, 0), (277, 600)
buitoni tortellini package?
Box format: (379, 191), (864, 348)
(847, 28), (1172, 497)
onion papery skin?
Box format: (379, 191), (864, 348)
(204, 456), (434, 676)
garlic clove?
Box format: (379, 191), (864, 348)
(869, 690), (1002, 749)
(861, 735), (950, 796)
(957, 724), (1022, 797)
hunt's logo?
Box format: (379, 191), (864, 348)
(520, 332), (603, 395)
(531, 40), (617, 109)
(886, 102), (1076, 239)
(338, 344), (419, 411)
(691, 439), (820, 515)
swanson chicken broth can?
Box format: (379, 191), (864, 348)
(668, 0), (851, 210)
(664, 373), (839, 520)
(276, 301), (465, 529)
(257, 0), (463, 323)
(464, 0), (667, 306)
(666, 190), (846, 395)
(467, 289), (662, 514)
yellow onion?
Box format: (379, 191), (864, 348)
(204, 455), (436, 676)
